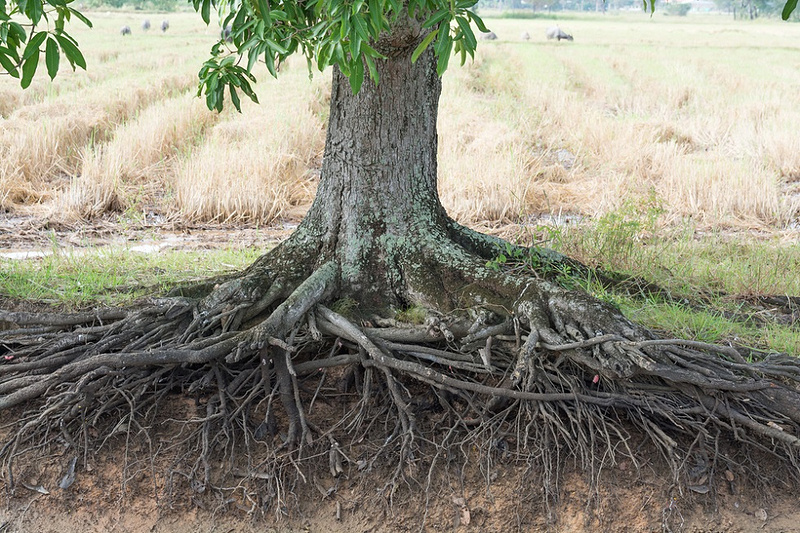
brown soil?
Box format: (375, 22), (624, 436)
(3, 381), (800, 533)
(3, 438), (800, 533)
(0, 215), (295, 259)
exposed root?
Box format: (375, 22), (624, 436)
(1, 242), (800, 526)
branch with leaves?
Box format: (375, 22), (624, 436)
(0, 0), (90, 87)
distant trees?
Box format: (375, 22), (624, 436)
(713, 0), (788, 19)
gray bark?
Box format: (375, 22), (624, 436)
(285, 36), (449, 307)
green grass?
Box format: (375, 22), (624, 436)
(1, 211), (797, 356)
(498, 205), (800, 356)
(0, 246), (263, 307)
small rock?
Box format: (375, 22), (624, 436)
(555, 148), (576, 170)
(756, 508), (768, 521)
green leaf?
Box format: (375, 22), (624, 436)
(364, 53), (378, 84)
(200, 0), (211, 24)
(229, 84), (241, 111)
(45, 36), (59, 79)
(411, 28), (437, 63)
(352, 13), (369, 42)
(468, 12), (488, 33)
(22, 31), (46, 61)
(782, 0), (797, 19)
(368, 0), (382, 35)
(434, 29), (451, 75)
(9, 22), (28, 46)
(54, 33), (85, 69)
(348, 55), (363, 93)
(257, 0), (272, 24)
(67, 7), (92, 28)
(24, 0), (43, 26)
(265, 38), (288, 55)
(264, 50), (277, 77)
(422, 9), (450, 29)
(317, 41), (331, 69)
(20, 47), (39, 88)
(455, 16), (476, 50)
(0, 47), (20, 77)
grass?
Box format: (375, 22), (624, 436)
(1, 12), (799, 230)
(0, 245), (263, 307)
(500, 206), (800, 355)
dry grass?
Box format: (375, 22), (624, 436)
(172, 58), (326, 224)
(438, 15), (800, 230)
(1, 12), (799, 231)
(57, 94), (220, 219)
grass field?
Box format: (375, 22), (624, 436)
(1, 11), (799, 229)
(1, 11), (799, 354)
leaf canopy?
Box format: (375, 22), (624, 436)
(1, 0), (798, 110)
(194, 0), (487, 111)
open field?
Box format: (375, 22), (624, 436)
(1, 12), (800, 230)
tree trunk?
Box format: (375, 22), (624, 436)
(275, 30), (458, 310)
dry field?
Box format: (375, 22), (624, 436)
(1, 12), (800, 232)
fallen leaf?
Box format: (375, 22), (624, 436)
(21, 482), (49, 495)
(460, 506), (471, 526)
(59, 456), (78, 490)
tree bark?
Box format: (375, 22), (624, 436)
(277, 29), (450, 309)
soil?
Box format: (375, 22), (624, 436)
(3, 410), (800, 533)
(2, 214), (800, 533)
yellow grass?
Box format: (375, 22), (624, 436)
(437, 15), (800, 229)
(0, 12), (799, 231)
(172, 58), (326, 224)
(57, 93), (220, 219)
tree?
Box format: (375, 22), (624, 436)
(2, 0), (800, 523)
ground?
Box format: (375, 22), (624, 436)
(2, 216), (800, 533)
(2, 401), (800, 533)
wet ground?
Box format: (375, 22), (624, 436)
(0, 214), (296, 260)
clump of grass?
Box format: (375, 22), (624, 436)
(0, 246), (263, 307)
(517, 204), (800, 355)
(56, 93), (219, 220)
(395, 306), (428, 324)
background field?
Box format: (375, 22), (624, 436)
(2, 12), (800, 229)
(1, 11), (799, 353)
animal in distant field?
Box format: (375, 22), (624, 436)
(120, 25), (131, 36)
(521, 31), (530, 40)
(546, 26), (573, 41)
(479, 31), (497, 40)
(161, 20), (169, 32)
(222, 25), (233, 43)
(142, 19), (151, 31)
